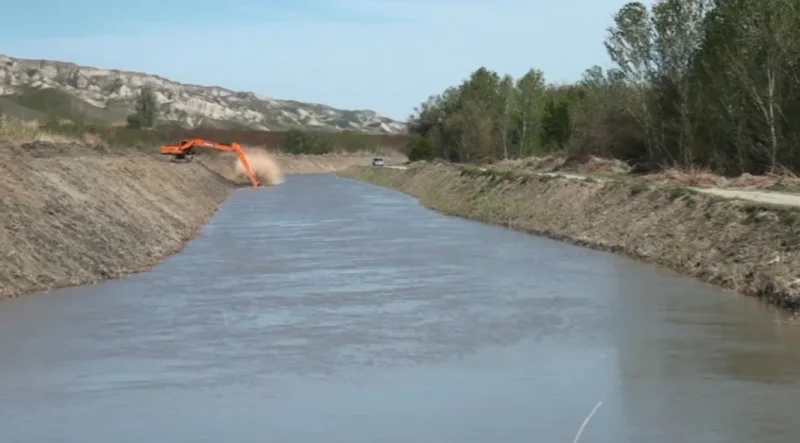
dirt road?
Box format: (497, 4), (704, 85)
(384, 165), (800, 208)
(691, 188), (800, 207)
(543, 171), (800, 208)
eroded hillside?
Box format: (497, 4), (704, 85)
(0, 54), (406, 134)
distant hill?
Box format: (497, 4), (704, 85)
(0, 54), (407, 134)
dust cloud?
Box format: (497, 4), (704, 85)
(235, 150), (285, 186)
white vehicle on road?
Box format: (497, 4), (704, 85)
(372, 158), (385, 167)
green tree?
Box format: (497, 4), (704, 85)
(407, 134), (436, 161)
(333, 130), (374, 152)
(514, 69), (546, 156)
(540, 99), (571, 150)
(717, 0), (798, 172)
(128, 85), (159, 129)
(499, 74), (516, 159)
(445, 98), (495, 162)
(283, 129), (333, 154)
(604, 2), (657, 159)
(407, 94), (449, 159)
(651, 0), (713, 166)
(401, 0), (800, 175)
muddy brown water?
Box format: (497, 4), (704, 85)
(2, 174), (800, 443)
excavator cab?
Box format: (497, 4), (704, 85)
(170, 139), (195, 160)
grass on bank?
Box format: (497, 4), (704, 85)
(0, 116), (52, 142)
(0, 116), (158, 149)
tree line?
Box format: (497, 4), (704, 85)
(406, 0), (800, 176)
(280, 129), (389, 154)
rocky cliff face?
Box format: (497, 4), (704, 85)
(0, 54), (406, 134)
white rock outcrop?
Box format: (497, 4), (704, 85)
(0, 54), (407, 134)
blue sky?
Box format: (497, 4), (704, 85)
(1, 0), (638, 121)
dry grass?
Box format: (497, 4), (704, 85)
(726, 172), (800, 192)
(642, 167), (726, 187)
(493, 155), (567, 171)
(0, 116), (42, 142)
(0, 116), (102, 145)
(643, 167), (800, 192)
(495, 154), (631, 175)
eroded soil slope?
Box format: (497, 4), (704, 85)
(0, 141), (234, 300)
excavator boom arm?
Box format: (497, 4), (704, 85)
(160, 138), (260, 188)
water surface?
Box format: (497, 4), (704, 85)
(1, 174), (800, 443)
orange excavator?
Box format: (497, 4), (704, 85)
(160, 138), (261, 188)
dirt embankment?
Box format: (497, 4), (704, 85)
(0, 141), (237, 300)
(341, 163), (800, 312)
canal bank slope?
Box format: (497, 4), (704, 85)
(0, 141), (399, 301)
(0, 141), (236, 300)
(340, 162), (800, 312)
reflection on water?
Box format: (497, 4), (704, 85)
(613, 260), (800, 442)
(0, 174), (799, 443)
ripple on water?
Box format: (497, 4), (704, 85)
(2, 175), (800, 443)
